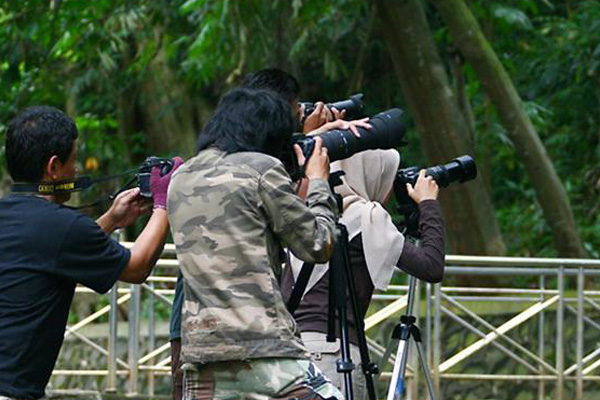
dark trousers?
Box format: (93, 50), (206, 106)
(171, 338), (184, 400)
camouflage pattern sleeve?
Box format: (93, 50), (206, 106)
(258, 163), (338, 264)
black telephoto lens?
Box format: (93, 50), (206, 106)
(301, 93), (366, 121)
(296, 108), (407, 163)
(327, 93), (365, 120)
(424, 155), (477, 187)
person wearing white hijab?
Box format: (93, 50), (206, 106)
(281, 149), (445, 399)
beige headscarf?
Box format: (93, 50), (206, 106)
(290, 149), (404, 295)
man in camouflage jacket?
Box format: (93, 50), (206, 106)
(167, 88), (343, 400)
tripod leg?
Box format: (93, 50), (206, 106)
(337, 307), (355, 400)
(341, 227), (378, 400)
(414, 341), (439, 400)
(378, 335), (397, 376)
(386, 337), (410, 400)
(329, 223), (355, 400)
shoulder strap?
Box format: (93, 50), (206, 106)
(286, 262), (315, 315)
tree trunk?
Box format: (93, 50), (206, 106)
(373, 0), (506, 256)
(431, 0), (587, 258)
(450, 52), (476, 153)
(138, 43), (197, 158)
(116, 93), (136, 161)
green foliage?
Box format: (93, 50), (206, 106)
(447, 0), (600, 256)
(492, 5), (534, 30)
(1, 0), (598, 258)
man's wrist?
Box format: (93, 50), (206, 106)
(150, 207), (168, 219)
(96, 212), (118, 234)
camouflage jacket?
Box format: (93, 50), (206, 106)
(167, 148), (338, 363)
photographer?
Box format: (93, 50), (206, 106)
(0, 106), (182, 400)
(281, 149), (445, 399)
(168, 68), (307, 400)
(167, 88), (343, 400)
(168, 68), (367, 400)
(240, 67), (339, 133)
(240, 68), (368, 137)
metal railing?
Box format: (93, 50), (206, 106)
(52, 246), (600, 399)
(367, 256), (600, 400)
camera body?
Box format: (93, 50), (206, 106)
(137, 156), (175, 198)
(394, 155), (477, 214)
(301, 93), (366, 121)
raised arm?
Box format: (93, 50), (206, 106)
(119, 157), (184, 283)
(397, 170), (445, 283)
(260, 138), (338, 263)
(397, 200), (445, 283)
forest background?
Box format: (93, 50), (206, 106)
(1, 0), (599, 264)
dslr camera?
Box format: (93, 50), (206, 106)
(393, 155), (477, 235)
(137, 156), (175, 198)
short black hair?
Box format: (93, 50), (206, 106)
(242, 68), (300, 105)
(6, 106), (78, 182)
(197, 88), (295, 158)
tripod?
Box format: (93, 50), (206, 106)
(382, 275), (438, 400)
(287, 171), (378, 400)
(326, 171), (378, 400)
(379, 209), (438, 400)
(327, 219), (379, 400)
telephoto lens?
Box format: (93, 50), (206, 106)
(295, 108), (407, 163)
(394, 155), (477, 212)
(302, 93), (366, 121)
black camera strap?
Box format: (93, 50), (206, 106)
(11, 177), (95, 195)
(11, 169), (140, 210)
(10, 169), (138, 196)
(286, 261), (315, 315)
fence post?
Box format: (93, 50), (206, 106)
(106, 282), (119, 392)
(148, 281), (156, 396)
(408, 278), (421, 399)
(556, 266), (564, 400)
(576, 266), (584, 399)
(128, 284), (141, 395)
(423, 282), (433, 399)
(538, 275), (545, 400)
(106, 230), (121, 393)
(433, 283), (441, 399)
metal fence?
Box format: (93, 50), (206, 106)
(52, 244), (600, 400)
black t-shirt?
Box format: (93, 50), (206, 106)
(0, 195), (130, 400)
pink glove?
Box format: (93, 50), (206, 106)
(150, 157), (184, 209)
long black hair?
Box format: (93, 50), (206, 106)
(197, 88), (295, 158)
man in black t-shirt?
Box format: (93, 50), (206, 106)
(0, 106), (181, 400)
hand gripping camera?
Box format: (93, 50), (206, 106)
(136, 156), (175, 198)
(393, 155), (477, 236)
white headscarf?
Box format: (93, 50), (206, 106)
(290, 149), (404, 295)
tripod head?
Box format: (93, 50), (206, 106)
(399, 209), (422, 240)
(328, 170), (346, 215)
